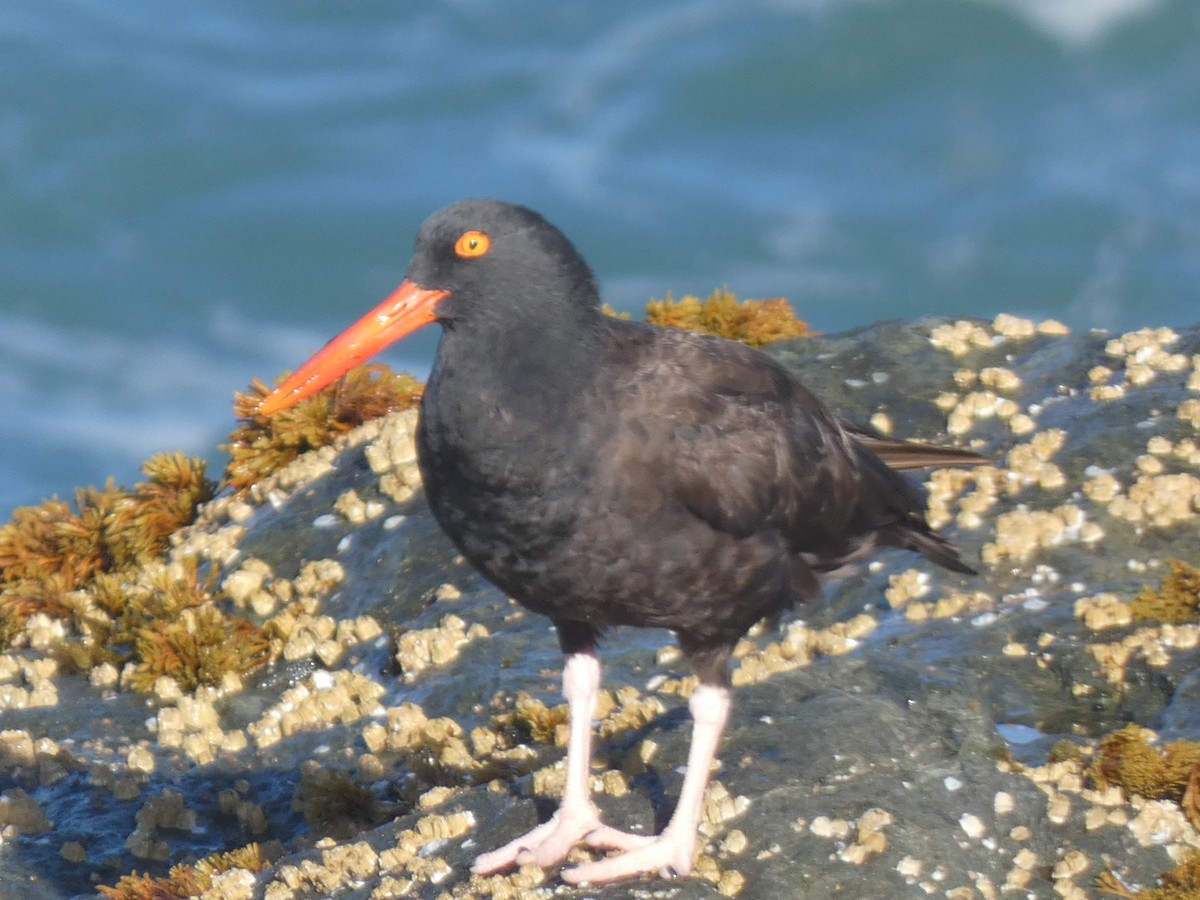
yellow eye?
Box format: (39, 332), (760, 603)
(454, 230), (491, 258)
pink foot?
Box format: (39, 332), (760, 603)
(471, 805), (652, 874)
(561, 828), (696, 885)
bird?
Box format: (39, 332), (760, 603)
(257, 199), (986, 885)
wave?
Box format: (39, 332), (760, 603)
(988, 0), (1162, 46)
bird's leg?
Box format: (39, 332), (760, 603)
(472, 648), (649, 875)
(561, 681), (732, 885)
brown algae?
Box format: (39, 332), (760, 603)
(642, 287), (810, 347)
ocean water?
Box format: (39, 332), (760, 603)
(2, 0), (1198, 518)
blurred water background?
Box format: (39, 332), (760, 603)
(1, 0), (1198, 518)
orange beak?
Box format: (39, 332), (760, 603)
(257, 280), (449, 416)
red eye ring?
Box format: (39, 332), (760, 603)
(454, 230), (491, 258)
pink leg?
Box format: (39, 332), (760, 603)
(561, 682), (732, 885)
(471, 651), (650, 875)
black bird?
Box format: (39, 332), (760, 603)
(258, 199), (984, 884)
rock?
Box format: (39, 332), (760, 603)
(3, 317), (1200, 898)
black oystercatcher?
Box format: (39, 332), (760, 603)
(258, 199), (985, 884)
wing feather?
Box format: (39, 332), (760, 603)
(595, 320), (982, 578)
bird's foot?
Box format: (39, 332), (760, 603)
(471, 806), (652, 875)
(561, 828), (697, 885)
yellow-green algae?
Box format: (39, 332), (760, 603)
(1131, 561), (1200, 625)
(0, 452), (218, 668)
(490, 691), (570, 745)
(600, 287), (811, 348)
(1048, 739), (1084, 764)
(1091, 724), (1200, 825)
(122, 563), (270, 693)
(642, 287), (810, 347)
(0, 452), (213, 593)
(97, 842), (272, 900)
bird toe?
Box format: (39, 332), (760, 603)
(561, 833), (695, 886)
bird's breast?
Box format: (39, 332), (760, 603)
(415, 376), (596, 592)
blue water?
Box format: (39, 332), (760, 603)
(2, 0), (1198, 518)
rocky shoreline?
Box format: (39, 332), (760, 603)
(2, 315), (1200, 898)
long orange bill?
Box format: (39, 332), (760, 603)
(257, 280), (449, 416)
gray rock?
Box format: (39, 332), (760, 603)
(3, 316), (1199, 898)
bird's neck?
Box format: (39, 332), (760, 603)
(462, 294), (602, 381)
(424, 308), (606, 448)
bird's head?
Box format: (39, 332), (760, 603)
(257, 199), (598, 416)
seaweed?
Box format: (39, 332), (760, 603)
(116, 559), (270, 693)
(1092, 727), (1200, 897)
(295, 764), (388, 840)
(128, 604), (270, 694)
(1131, 560), (1200, 625)
(0, 454), (214, 651)
(0, 454), (213, 589)
(1091, 724), (1200, 820)
(0, 603), (20, 647)
(0, 488), (121, 589)
(97, 842), (269, 900)
(108, 453), (217, 565)
(600, 303), (630, 320)
(1047, 739), (1083, 764)
(221, 363), (423, 494)
(491, 691), (569, 745)
(641, 287), (810, 348)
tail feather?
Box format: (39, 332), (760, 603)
(848, 430), (982, 576)
(844, 423), (989, 472)
(902, 524), (977, 575)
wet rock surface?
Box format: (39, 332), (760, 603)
(2, 316), (1199, 898)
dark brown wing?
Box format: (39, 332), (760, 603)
(598, 322), (839, 536)
(599, 321), (977, 576)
